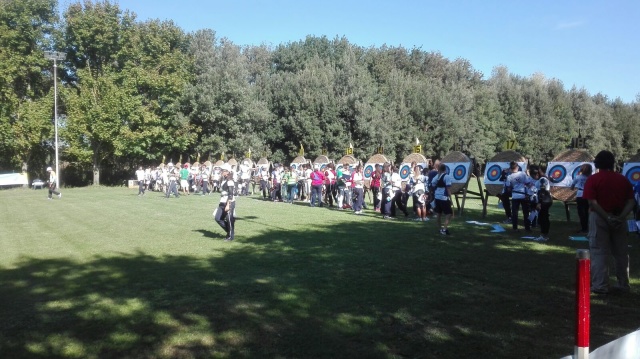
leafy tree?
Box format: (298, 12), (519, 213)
(0, 0), (57, 173)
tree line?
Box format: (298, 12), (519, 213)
(2, 0), (639, 186)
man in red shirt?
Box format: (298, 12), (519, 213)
(583, 150), (635, 294)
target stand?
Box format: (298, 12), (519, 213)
(547, 149), (594, 222)
(481, 151), (528, 218)
(442, 151), (484, 216)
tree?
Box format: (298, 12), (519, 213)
(0, 0), (57, 173)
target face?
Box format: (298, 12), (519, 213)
(548, 164), (567, 184)
(626, 166), (640, 184)
(399, 164), (411, 180)
(335, 164), (343, 173)
(453, 164), (467, 181)
(486, 164), (503, 182)
(444, 165), (451, 176)
(364, 164), (374, 179)
(320, 164), (327, 171)
(290, 163), (298, 170)
(572, 163), (589, 180)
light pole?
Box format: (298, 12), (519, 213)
(44, 51), (65, 184)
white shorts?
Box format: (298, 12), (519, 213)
(180, 180), (188, 188)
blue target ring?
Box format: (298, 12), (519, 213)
(548, 164), (567, 184)
(444, 165), (451, 176)
(625, 165), (640, 184)
(399, 165), (411, 179)
(572, 163), (588, 179)
(364, 164), (374, 179)
(453, 165), (467, 181)
(486, 164), (503, 182)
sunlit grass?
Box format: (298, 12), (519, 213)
(0, 186), (639, 358)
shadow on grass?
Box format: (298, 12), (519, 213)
(1, 218), (639, 358)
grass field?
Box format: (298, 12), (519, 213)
(1, 185), (639, 358)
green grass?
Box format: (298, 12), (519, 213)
(1, 186), (639, 358)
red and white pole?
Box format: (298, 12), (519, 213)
(575, 249), (590, 359)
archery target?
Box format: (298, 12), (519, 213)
(364, 164), (374, 179)
(399, 164), (412, 180)
(444, 165), (451, 175)
(486, 164), (503, 182)
(453, 164), (467, 181)
(290, 163), (299, 171)
(626, 166), (640, 184)
(571, 164), (585, 180)
(320, 163), (327, 171)
(335, 164), (343, 173)
(548, 164), (567, 184)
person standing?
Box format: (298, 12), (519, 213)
(571, 163), (592, 233)
(46, 167), (61, 199)
(284, 166), (298, 203)
(258, 166), (270, 200)
(179, 164), (190, 196)
(431, 163), (453, 234)
(136, 166), (146, 196)
(391, 166), (408, 217)
(310, 164), (325, 207)
(214, 164), (236, 241)
(583, 150), (635, 294)
(370, 164), (382, 212)
(506, 161), (533, 232)
(529, 165), (552, 242)
(381, 163), (394, 219)
(324, 164), (336, 207)
(201, 165), (210, 195)
(271, 164), (282, 202)
(166, 164), (180, 198)
(352, 165), (365, 214)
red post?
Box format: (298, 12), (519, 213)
(575, 249), (590, 359)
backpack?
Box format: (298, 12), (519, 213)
(538, 178), (553, 205)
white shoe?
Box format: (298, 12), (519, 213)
(533, 236), (548, 242)
(58, 193), (62, 199)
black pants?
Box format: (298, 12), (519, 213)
(392, 189), (408, 216)
(539, 202), (552, 235)
(498, 193), (511, 219)
(138, 180), (145, 195)
(381, 188), (392, 216)
(325, 183), (335, 206)
(215, 202), (236, 239)
(371, 186), (380, 209)
(576, 197), (589, 232)
(511, 198), (530, 230)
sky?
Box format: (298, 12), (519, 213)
(102, 0), (639, 102)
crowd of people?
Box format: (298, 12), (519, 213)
(129, 150), (640, 293)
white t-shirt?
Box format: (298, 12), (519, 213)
(352, 172), (364, 188)
(430, 173), (452, 200)
(136, 169), (145, 181)
(506, 171), (532, 200)
(391, 172), (402, 189)
(305, 168), (312, 182)
(571, 174), (588, 198)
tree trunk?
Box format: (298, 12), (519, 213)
(93, 156), (100, 186)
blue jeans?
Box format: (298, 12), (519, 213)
(311, 185), (323, 207)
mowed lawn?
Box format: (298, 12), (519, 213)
(1, 186), (639, 359)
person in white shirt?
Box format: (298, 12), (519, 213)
(352, 165), (365, 214)
(213, 164), (236, 241)
(135, 166), (146, 196)
(304, 165), (313, 202)
(430, 163), (453, 234)
(46, 166), (61, 199)
(505, 161), (534, 232)
(391, 166), (408, 217)
(571, 163), (592, 233)
(411, 167), (429, 221)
